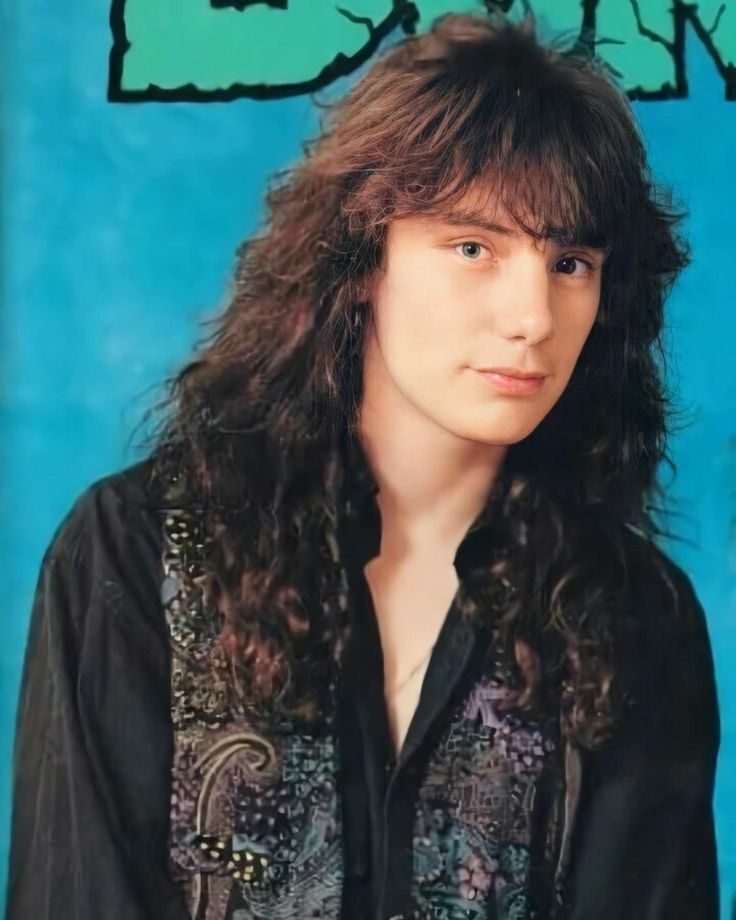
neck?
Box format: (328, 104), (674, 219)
(356, 372), (507, 559)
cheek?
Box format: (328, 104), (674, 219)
(550, 309), (598, 390)
(374, 263), (460, 363)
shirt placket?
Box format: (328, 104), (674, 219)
(343, 556), (478, 920)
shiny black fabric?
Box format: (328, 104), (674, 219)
(5, 452), (720, 919)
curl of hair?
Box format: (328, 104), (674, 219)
(135, 10), (693, 746)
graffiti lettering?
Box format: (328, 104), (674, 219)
(107, 0), (736, 101)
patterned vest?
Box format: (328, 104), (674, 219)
(157, 458), (580, 920)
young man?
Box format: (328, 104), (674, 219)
(6, 11), (720, 920)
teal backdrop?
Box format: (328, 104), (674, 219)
(1, 1), (734, 915)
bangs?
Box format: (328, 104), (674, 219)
(386, 64), (638, 256)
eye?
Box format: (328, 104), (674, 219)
(554, 255), (597, 279)
(454, 240), (489, 261)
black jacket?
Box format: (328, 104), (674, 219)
(5, 455), (720, 920)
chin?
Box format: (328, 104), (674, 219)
(476, 430), (533, 446)
(459, 411), (543, 445)
(443, 420), (536, 446)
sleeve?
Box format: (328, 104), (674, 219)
(5, 523), (151, 918)
(563, 563), (721, 920)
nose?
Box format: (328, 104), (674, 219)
(491, 251), (554, 345)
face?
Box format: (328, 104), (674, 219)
(361, 190), (608, 447)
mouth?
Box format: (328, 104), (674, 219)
(473, 368), (548, 396)
(474, 366), (549, 380)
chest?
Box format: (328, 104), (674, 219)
(159, 499), (566, 920)
(363, 553), (462, 757)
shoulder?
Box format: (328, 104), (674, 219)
(579, 507), (713, 663)
(37, 456), (171, 640)
(612, 521), (720, 762)
(618, 521), (710, 641)
(45, 456), (165, 562)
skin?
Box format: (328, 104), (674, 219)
(356, 185), (609, 756)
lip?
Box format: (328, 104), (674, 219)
(476, 366), (549, 379)
(473, 368), (548, 395)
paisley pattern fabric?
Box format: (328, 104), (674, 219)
(412, 671), (560, 920)
(160, 503), (345, 920)
(158, 463), (564, 920)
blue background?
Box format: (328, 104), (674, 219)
(1, 5), (734, 916)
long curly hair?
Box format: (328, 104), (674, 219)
(136, 10), (693, 749)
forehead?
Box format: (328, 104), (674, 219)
(402, 185), (609, 253)
(421, 187), (521, 235)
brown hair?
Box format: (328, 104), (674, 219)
(138, 10), (692, 747)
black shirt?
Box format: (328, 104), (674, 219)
(336, 437), (562, 920)
(5, 451), (720, 919)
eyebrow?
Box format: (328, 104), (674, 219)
(432, 206), (611, 254)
